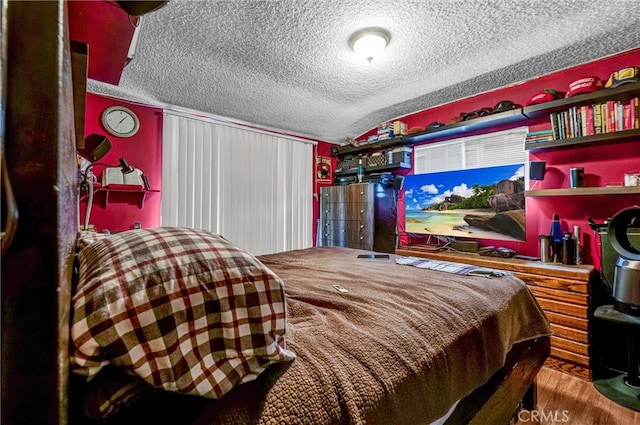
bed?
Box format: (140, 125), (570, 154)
(68, 227), (550, 425)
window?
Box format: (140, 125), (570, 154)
(413, 127), (529, 174)
(162, 112), (314, 255)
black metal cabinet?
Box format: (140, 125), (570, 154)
(319, 183), (396, 253)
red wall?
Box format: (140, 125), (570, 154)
(84, 92), (332, 240)
(80, 94), (163, 232)
(314, 141), (338, 244)
(83, 49), (639, 267)
(357, 48), (640, 267)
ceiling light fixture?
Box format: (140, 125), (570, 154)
(349, 27), (390, 63)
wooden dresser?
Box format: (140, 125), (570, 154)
(395, 246), (598, 381)
(319, 183), (397, 253)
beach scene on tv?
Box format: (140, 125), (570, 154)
(404, 164), (526, 242)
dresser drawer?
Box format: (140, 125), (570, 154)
(319, 183), (396, 253)
(321, 220), (373, 247)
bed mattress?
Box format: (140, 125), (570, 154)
(185, 246), (550, 424)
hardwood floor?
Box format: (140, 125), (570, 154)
(515, 367), (640, 424)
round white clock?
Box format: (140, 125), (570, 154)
(101, 106), (140, 137)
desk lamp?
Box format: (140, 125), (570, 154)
(79, 158), (135, 231)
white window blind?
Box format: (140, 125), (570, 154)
(413, 127), (529, 174)
(162, 112), (314, 255)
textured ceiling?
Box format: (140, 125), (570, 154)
(88, 0), (640, 143)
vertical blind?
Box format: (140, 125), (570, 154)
(162, 112), (314, 255)
(413, 127), (529, 174)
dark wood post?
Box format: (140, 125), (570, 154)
(2, 1), (78, 423)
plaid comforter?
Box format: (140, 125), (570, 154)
(70, 228), (295, 402)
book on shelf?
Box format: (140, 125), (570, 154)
(606, 100), (614, 132)
(525, 130), (554, 144)
(568, 107), (576, 138)
(561, 110), (568, 139)
(550, 112), (559, 140)
(526, 130), (554, 136)
(579, 105), (587, 137)
(617, 101), (624, 131)
(623, 103), (631, 130)
(593, 103), (602, 134)
(610, 100), (622, 132)
(585, 105), (594, 136)
(555, 112), (563, 139)
(548, 96), (640, 140)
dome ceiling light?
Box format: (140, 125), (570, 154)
(349, 28), (390, 63)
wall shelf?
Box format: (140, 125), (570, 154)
(522, 82), (640, 151)
(522, 81), (640, 120)
(337, 82), (640, 159)
(334, 162), (411, 176)
(524, 128), (640, 151)
(335, 109), (527, 158)
(336, 137), (410, 158)
(97, 186), (160, 208)
(525, 186), (640, 197)
(402, 108), (526, 144)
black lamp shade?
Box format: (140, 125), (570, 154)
(115, 1), (169, 16)
(78, 134), (111, 162)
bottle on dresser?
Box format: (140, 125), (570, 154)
(550, 213), (564, 263)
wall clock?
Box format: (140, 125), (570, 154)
(101, 106), (140, 137)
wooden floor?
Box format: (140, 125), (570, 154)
(515, 367), (640, 425)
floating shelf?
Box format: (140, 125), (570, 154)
(336, 109), (527, 158)
(336, 137), (410, 157)
(337, 82), (640, 158)
(524, 128), (640, 151)
(98, 186), (160, 208)
(525, 186), (640, 197)
(402, 109), (526, 144)
(334, 162), (411, 176)
(522, 82), (640, 120)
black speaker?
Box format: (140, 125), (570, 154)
(78, 134), (112, 162)
(393, 175), (405, 190)
(529, 161), (546, 181)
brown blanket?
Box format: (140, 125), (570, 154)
(184, 246), (550, 425)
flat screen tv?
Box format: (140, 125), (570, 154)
(404, 164), (526, 242)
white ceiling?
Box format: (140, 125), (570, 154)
(89, 0), (640, 143)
